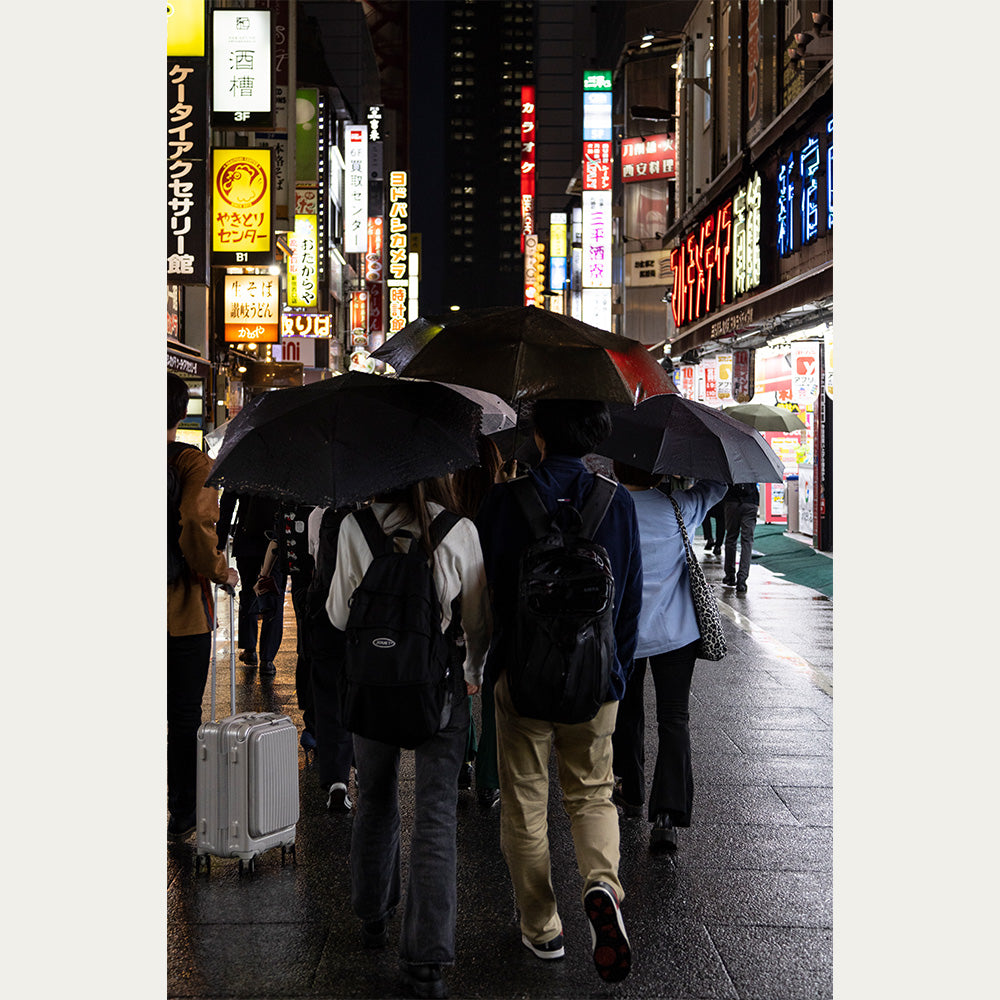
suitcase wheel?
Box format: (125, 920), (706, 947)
(238, 856), (256, 877)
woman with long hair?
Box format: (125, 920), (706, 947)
(325, 476), (492, 999)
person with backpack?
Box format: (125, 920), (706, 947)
(167, 373), (238, 841)
(609, 461), (727, 852)
(324, 477), (492, 1000)
(474, 398), (642, 986)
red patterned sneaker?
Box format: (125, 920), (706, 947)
(583, 881), (631, 983)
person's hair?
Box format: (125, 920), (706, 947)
(531, 398), (612, 457)
(424, 474), (461, 514)
(450, 435), (504, 519)
(612, 460), (663, 490)
(372, 478), (438, 563)
(168, 373), (190, 429)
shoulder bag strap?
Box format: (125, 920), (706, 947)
(578, 474), (617, 540)
(669, 495), (697, 564)
(510, 475), (552, 540)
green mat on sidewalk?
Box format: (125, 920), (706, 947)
(748, 523), (833, 597)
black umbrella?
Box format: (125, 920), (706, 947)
(206, 372), (483, 508)
(370, 305), (678, 405)
(596, 394), (786, 484)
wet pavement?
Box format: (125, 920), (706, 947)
(167, 530), (833, 999)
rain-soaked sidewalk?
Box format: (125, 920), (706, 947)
(167, 527), (833, 1000)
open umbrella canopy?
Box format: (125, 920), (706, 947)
(425, 381), (517, 435)
(371, 305), (677, 405)
(597, 394), (786, 484)
(722, 402), (807, 432)
(205, 372), (483, 508)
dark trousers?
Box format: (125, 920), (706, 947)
(723, 501), (758, 586)
(611, 641), (699, 825)
(474, 672), (499, 791)
(350, 693), (469, 965)
(290, 578), (313, 732)
(235, 554), (285, 663)
(167, 631), (211, 820)
(307, 615), (355, 789)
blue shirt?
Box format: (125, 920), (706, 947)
(631, 481), (728, 658)
(475, 455), (643, 701)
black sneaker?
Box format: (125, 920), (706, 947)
(361, 917), (387, 949)
(611, 782), (643, 818)
(238, 649), (258, 666)
(167, 812), (196, 842)
(260, 660), (276, 676)
(735, 583), (748, 595)
(521, 931), (565, 960)
(326, 782), (353, 813)
(400, 962), (448, 999)
(721, 577), (736, 587)
(457, 761), (473, 790)
(583, 882), (631, 983)
(650, 812), (678, 851)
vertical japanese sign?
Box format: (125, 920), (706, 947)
(366, 217), (384, 343)
(386, 171), (409, 334)
(287, 213), (318, 308)
(680, 366), (696, 398)
(702, 359), (719, 403)
(716, 353), (733, 403)
(582, 71), (612, 328)
(212, 9), (272, 129)
(223, 273), (279, 343)
(520, 86), (536, 253)
(732, 348), (755, 403)
(212, 148), (272, 264)
(344, 125), (368, 253)
(167, 0), (205, 57)
(524, 233), (539, 307)
(792, 342), (819, 405)
(824, 327), (833, 399)
(732, 172), (762, 296)
(777, 116), (833, 258)
(167, 57), (209, 284)
(549, 212), (567, 293)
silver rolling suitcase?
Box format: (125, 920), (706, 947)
(195, 586), (299, 875)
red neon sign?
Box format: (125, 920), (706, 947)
(583, 141), (612, 191)
(670, 199), (733, 328)
(520, 86), (536, 249)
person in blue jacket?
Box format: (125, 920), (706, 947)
(610, 461), (727, 852)
(476, 398), (642, 985)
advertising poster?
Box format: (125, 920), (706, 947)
(223, 273), (279, 343)
(792, 342), (820, 405)
(716, 353), (733, 403)
(732, 348), (755, 402)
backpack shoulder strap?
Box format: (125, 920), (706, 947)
(353, 506), (394, 559)
(428, 509), (461, 552)
(577, 474), (617, 540)
(168, 440), (198, 465)
(509, 475), (552, 540)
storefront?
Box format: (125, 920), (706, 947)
(167, 343), (214, 449)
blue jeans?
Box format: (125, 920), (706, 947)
(350, 691), (469, 966)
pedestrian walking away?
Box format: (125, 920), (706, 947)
(610, 461), (727, 851)
(476, 398), (641, 985)
(702, 498), (726, 558)
(722, 482), (760, 595)
(325, 477), (492, 1000)
(166, 373), (238, 842)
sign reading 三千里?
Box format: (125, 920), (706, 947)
(212, 9), (272, 129)
(212, 148), (272, 264)
(778, 115), (833, 257)
(344, 125), (368, 254)
(224, 273), (279, 343)
(167, 57), (209, 284)
(287, 214), (318, 308)
(669, 171), (762, 329)
(386, 171), (409, 333)
(620, 134), (676, 183)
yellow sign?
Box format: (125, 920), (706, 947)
(287, 215), (318, 308)
(212, 149), (272, 255)
(223, 274), (280, 343)
(167, 0), (205, 57)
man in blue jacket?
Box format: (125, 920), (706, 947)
(476, 398), (642, 985)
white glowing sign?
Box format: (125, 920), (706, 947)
(343, 124), (368, 253)
(582, 190), (612, 288)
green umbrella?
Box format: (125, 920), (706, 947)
(722, 403), (807, 432)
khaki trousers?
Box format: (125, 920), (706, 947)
(494, 671), (623, 944)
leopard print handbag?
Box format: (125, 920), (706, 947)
(669, 497), (728, 661)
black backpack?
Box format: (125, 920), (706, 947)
(168, 441), (199, 586)
(508, 474), (617, 724)
(341, 505), (462, 749)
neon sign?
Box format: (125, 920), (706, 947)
(669, 200), (732, 328)
(732, 173), (762, 296)
(521, 86), (536, 248)
(778, 116), (832, 257)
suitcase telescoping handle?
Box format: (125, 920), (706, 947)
(210, 582), (238, 723)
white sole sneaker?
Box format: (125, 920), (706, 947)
(521, 933), (565, 959)
(584, 882), (631, 983)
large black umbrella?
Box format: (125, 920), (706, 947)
(205, 372), (483, 508)
(370, 305), (678, 405)
(596, 394), (786, 484)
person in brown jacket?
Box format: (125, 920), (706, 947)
(167, 373), (239, 841)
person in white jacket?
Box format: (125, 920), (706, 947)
(325, 478), (492, 1000)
